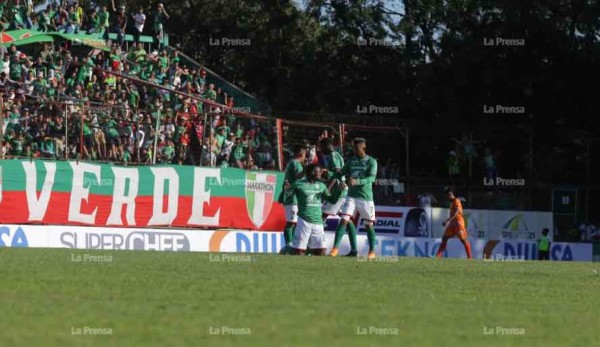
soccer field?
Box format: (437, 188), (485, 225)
(0, 249), (598, 347)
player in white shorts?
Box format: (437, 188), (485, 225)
(293, 217), (327, 252)
(333, 137), (378, 259)
(278, 145), (306, 254)
(319, 138), (361, 257)
(322, 196), (346, 216)
(340, 197), (376, 222)
(285, 205), (298, 223)
(285, 164), (344, 255)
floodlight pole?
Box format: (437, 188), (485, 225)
(200, 111), (208, 166)
(152, 102), (162, 164)
(80, 103), (84, 159)
(136, 112), (141, 165)
(64, 102), (68, 159)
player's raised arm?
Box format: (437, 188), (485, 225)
(333, 159), (349, 180)
(321, 180), (344, 204)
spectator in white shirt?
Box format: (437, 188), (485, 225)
(132, 7), (146, 44)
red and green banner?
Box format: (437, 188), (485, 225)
(0, 160), (285, 230)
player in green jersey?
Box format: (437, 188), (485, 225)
(334, 137), (377, 259)
(284, 163), (344, 255)
(278, 145), (306, 254)
(319, 138), (359, 257)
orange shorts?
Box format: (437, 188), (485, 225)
(443, 223), (467, 240)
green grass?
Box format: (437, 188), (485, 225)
(0, 248), (598, 347)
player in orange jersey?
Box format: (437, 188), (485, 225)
(436, 187), (472, 259)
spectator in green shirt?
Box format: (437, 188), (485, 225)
(99, 5), (110, 38)
(7, 1), (26, 30)
(41, 137), (56, 158)
(129, 42), (147, 64)
(232, 137), (247, 168)
(203, 83), (217, 101)
(81, 114), (94, 159)
(32, 72), (47, 95)
(162, 139), (175, 163)
(152, 3), (170, 49)
(215, 126), (227, 149)
(45, 4), (57, 31)
(10, 132), (25, 157)
(158, 50), (170, 70)
(122, 147), (132, 165)
(65, 5), (80, 34)
(9, 55), (22, 81)
(38, 8), (52, 32)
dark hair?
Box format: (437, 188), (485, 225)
(293, 144), (305, 156)
(542, 228), (549, 235)
(444, 186), (454, 194)
(320, 138), (333, 148)
(306, 163), (321, 176)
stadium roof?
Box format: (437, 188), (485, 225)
(0, 30), (109, 51)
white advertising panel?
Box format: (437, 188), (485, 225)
(1, 224), (590, 261)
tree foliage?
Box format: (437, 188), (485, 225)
(121, 0), (598, 182)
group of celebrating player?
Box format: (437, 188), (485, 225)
(278, 137), (378, 259)
(277, 136), (473, 260)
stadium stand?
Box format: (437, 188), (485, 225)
(0, 0), (596, 231)
(0, 2), (398, 177)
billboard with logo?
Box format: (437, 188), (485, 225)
(323, 206), (552, 241)
(0, 160), (285, 230)
(0, 159), (552, 239)
(1, 225), (591, 261)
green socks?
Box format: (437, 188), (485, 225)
(347, 221), (357, 251)
(333, 222), (346, 248)
(366, 224), (376, 251)
(284, 224), (295, 246)
(333, 220), (357, 251)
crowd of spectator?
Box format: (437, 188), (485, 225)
(0, 25), (283, 169)
(0, 3), (400, 182)
(1, 1), (170, 48)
